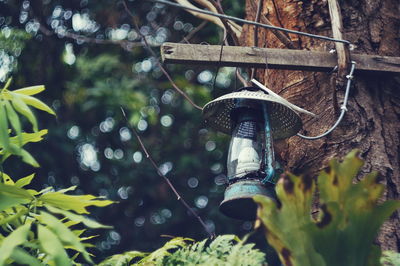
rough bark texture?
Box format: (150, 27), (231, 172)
(241, 0), (400, 251)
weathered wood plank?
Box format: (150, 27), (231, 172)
(161, 43), (400, 74)
(328, 0), (350, 77)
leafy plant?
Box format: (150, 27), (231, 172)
(0, 80), (114, 265)
(381, 251), (400, 266)
(254, 150), (400, 266)
(99, 234), (267, 266)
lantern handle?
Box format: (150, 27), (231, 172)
(261, 103), (276, 185)
(251, 79), (316, 117)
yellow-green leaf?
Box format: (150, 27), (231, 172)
(0, 208), (28, 226)
(39, 211), (92, 263)
(10, 247), (42, 266)
(0, 183), (33, 199)
(11, 94), (38, 132)
(56, 186), (77, 194)
(4, 100), (22, 146)
(2, 77), (12, 91)
(46, 205), (112, 229)
(13, 85), (45, 96)
(15, 174), (35, 188)
(0, 223), (31, 265)
(1, 172), (14, 185)
(0, 101), (10, 150)
(38, 224), (71, 266)
(40, 192), (114, 214)
(0, 183), (33, 211)
(11, 93), (55, 116)
(19, 148), (39, 167)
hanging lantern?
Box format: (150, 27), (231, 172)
(202, 85), (313, 220)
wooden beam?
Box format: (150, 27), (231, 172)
(328, 0), (350, 77)
(161, 43), (400, 74)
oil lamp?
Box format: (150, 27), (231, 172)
(202, 82), (313, 220)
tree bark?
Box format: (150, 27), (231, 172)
(241, 0), (400, 251)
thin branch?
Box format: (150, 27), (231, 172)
(271, 0), (285, 28)
(123, 1), (203, 111)
(120, 107), (215, 239)
(208, 0), (240, 45)
(261, 14), (295, 49)
(179, 20), (208, 43)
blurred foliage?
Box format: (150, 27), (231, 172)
(381, 251), (400, 266)
(99, 234), (266, 266)
(254, 150), (400, 266)
(0, 82), (114, 265)
(0, 0), (247, 261)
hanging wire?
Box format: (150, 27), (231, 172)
(212, 31), (228, 90)
(150, 0), (351, 45)
(296, 61), (356, 140)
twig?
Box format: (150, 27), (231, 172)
(247, 0), (295, 49)
(271, 0), (284, 28)
(120, 107), (215, 239)
(123, 1), (203, 111)
(208, 0), (239, 45)
(179, 20), (208, 43)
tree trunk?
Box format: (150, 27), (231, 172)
(241, 0), (400, 251)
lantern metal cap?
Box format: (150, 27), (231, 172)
(219, 179), (276, 220)
(202, 84), (315, 140)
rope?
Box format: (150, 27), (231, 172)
(149, 0), (351, 45)
(296, 61), (356, 140)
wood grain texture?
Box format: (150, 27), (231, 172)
(161, 42), (400, 74)
(327, 0), (350, 77)
(242, 0), (400, 252)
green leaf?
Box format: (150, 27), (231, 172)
(99, 251), (148, 266)
(38, 211), (93, 263)
(10, 94), (38, 132)
(4, 100), (22, 146)
(38, 224), (71, 266)
(0, 183), (33, 211)
(19, 148), (39, 167)
(11, 92), (55, 115)
(1, 172), (14, 185)
(10, 247), (42, 266)
(11, 130), (47, 145)
(254, 150), (400, 266)
(381, 250), (400, 266)
(0, 100), (10, 150)
(40, 192), (114, 214)
(2, 77), (12, 91)
(46, 205), (112, 229)
(13, 85), (45, 96)
(0, 131), (47, 164)
(56, 186), (77, 194)
(0, 208), (28, 226)
(0, 194), (29, 212)
(0, 223), (31, 265)
(15, 173), (35, 188)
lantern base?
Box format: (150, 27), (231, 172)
(220, 179), (276, 220)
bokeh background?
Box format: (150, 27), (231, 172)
(0, 0), (258, 261)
